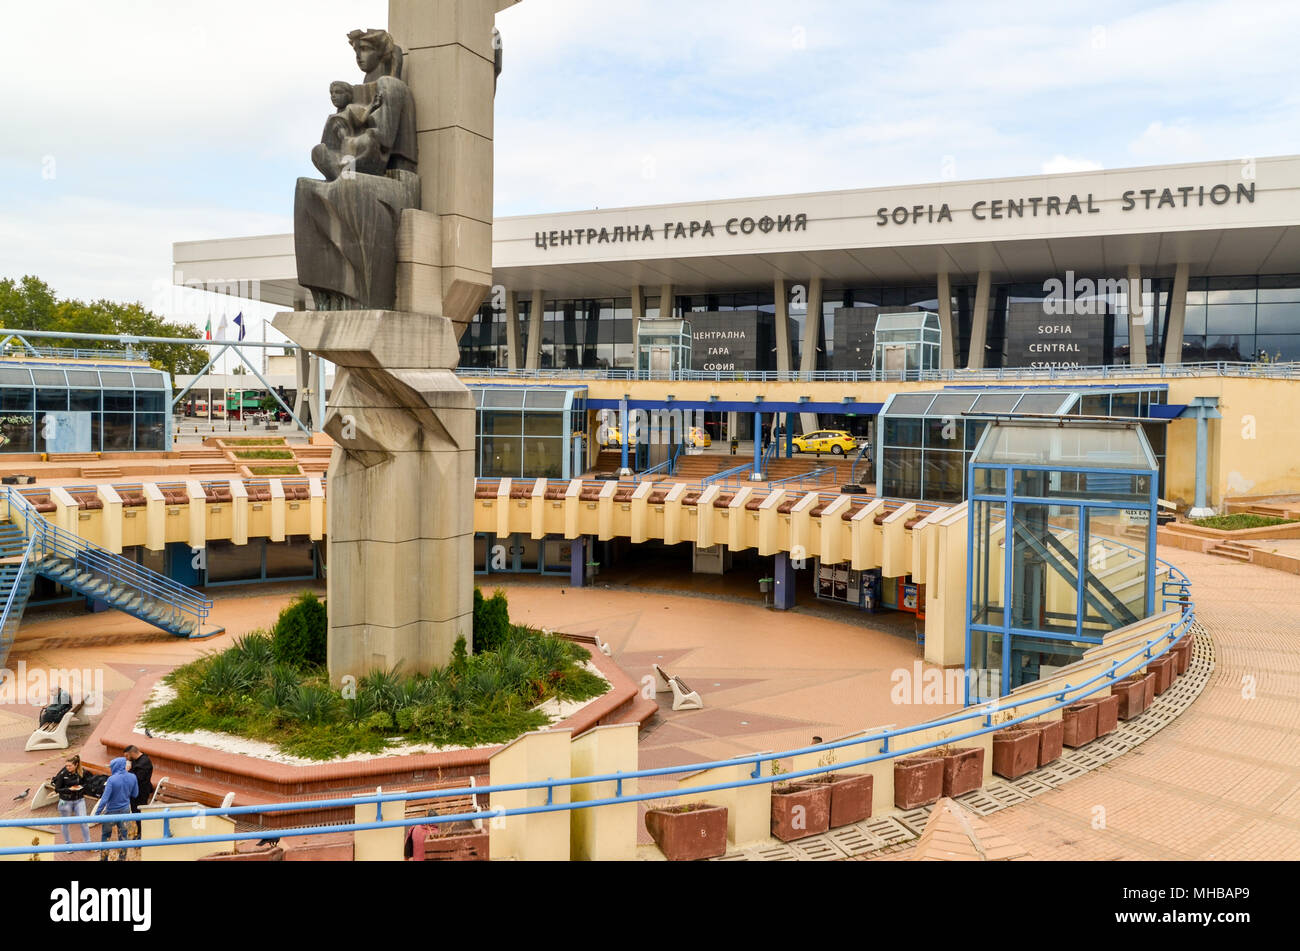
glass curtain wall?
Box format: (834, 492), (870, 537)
(965, 419), (1158, 703)
(472, 385), (586, 480)
(0, 364), (169, 454)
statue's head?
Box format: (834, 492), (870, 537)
(329, 81), (354, 109)
(347, 28), (401, 80)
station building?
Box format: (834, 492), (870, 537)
(174, 154), (1300, 513)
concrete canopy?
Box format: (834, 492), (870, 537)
(175, 155), (1300, 305)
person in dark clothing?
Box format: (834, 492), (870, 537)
(51, 755), (90, 847)
(91, 757), (137, 861)
(124, 745), (154, 838)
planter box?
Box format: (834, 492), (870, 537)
(893, 755), (944, 809)
(770, 783), (831, 841)
(1061, 702), (1098, 748)
(940, 747), (985, 798)
(806, 772), (873, 828)
(992, 730), (1038, 780)
(1112, 676), (1148, 720)
(1171, 638), (1193, 676)
(1148, 655), (1175, 695)
(1080, 694), (1119, 737)
(645, 803), (728, 861)
(1140, 672), (1157, 710)
(1027, 718), (1064, 766)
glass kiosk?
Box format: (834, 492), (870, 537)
(872, 311), (941, 380)
(636, 320), (692, 377)
(965, 418), (1159, 703)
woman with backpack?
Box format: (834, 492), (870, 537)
(51, 754), (91, 847)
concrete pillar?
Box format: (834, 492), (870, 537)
(630, 285), (644, 374)
(526, 289), (543, 370)
(799, 277), (822, 379)
(800, 278), (823, 432)
(570, 535), (586, 587)
(773, 551), (796, 610)
(1187, 397), (1222, 517)
(1162, 262), (1190, 365)
(505, 289), (521, 370)
(658, 284), (674, 320)
(774, 278), (792, 375)
(966, 269), (992, 370)
(937, 271), (956, 370)
(1128, 264), (1148, 366)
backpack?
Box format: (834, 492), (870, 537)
(83, 773), (108, 799)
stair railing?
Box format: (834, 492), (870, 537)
(2, 487), (212, 634)
(0, 533), (37, 662)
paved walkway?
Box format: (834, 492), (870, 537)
(975, 547), (1300, 860)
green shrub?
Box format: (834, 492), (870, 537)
(472, 588), (511, 653)
(363, 710), (394, 733)
(283, 684), (338, 724)
(271, 591), (328, 669)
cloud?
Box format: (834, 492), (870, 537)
(4, 0), (1300, 313)
(1127, 120), (1206, 162)
(1041, 155), (1104, 174)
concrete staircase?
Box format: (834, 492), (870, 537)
(1207, 540), (1253, 562)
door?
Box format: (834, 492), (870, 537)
(883, 344), (907, 379)
(650, 348), (671, 375)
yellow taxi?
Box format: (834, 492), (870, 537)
(792, 429), (858, 455)
(601, 425), (635, 447)
(686, 426), (712, 448)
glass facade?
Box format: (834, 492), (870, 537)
(878, 387), (1168, 503)
(966, 419), (1159, 702)
(0, 363), (170, 454)
(472, 384), (587, 480)
(1180, 275), (1300, 362)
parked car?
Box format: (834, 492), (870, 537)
(687, 426), (712, 448)
(792, 430), (858, 455)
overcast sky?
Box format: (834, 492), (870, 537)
(2, 0), (1297, 339)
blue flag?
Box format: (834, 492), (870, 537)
(233, 312), (246, 341)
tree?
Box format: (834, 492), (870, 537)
(0, 275), (210, 379)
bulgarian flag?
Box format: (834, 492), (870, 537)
(204, 314), (212, 341)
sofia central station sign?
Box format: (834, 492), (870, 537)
(875, 182), (1257, 226)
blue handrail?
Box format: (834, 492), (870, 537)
(2, 487), (211, 631)
(0, 566), (1195, 856)
(0, 533), (37, 661)
(769, 466), (834, 489)
(702, 462), (755, 487)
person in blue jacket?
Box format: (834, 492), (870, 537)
(91, 757), (138, 861)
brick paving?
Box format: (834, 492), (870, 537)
(969, 547), (1300, 861)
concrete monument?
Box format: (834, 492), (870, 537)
(276, 0), (521, 683)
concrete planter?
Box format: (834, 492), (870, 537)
(1148, 655), (1175, 695)
(940, 747), (985, 798)
(645, 803), (728, 861)
(1171, 637), (1193, 676)
(1080, 694), (1120, 737)
(1061, 702), (1099, 748)
(1025, 719), (1064, 766)
(806, 772), (873, 827)
(1112, 676), (1148, 720)
(770, 782), (831, 841)
(992, 730), (1039, 780)
(1139, 672), (1157, 710)
(893, 755), (944, 809)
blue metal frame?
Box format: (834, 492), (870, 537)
(964, 427), (1159, 705)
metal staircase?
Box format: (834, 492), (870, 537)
(0, 487), (213, 667)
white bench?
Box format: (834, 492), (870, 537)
(668, 675), (704, 712)
(24, 697), (94, 752)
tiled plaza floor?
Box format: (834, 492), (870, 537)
(2, 544), (1292, 860)
(971, 547), (1300, 860)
